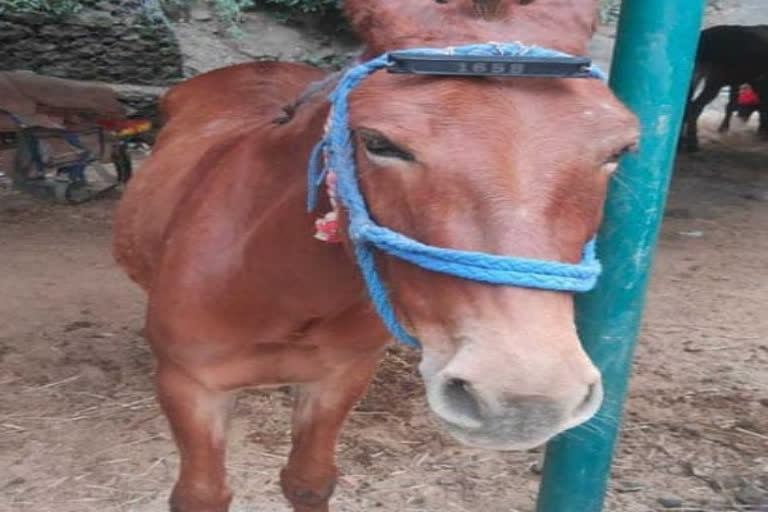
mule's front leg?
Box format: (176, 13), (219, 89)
(156, 364), (234, 512)
(280, 356), (381, 512)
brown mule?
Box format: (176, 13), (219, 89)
(113, 1), (639, 510)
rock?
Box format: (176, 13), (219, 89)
(4, 477), (26, 488)
(0, 11), (45, 24)
(78, 363), (109, 386)
(0, 2), (182, 85)
(37, 25), (61, 38)
(657, 496), (684, 508)
(0, 21), (33, 41)
(37, 65), (69, 77)
(161, 64), (182, 77)
(74, 43), (105, 57)
(61, 26), (93, 39)
(741, 191), (768, 202)
(665, 208), (692, 219)
(64, 320), (95, 332)
(190, 9), (213, 22)
(735, 482), (768, 506)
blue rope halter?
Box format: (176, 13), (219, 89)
(307, 42), (607, 348)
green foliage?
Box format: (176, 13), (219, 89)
(210, 0), (254, 25)
(0, 0), (82, 16)
(301, 51), (352, 70)
(160, 0), (340, 28)
(263, 0), (339, 15)
(598, 0), (621, 23)
(158, 0), (254, 27)
(599, 0), (723, 23)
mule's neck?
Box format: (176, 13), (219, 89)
(268, 80), (336, 210)
(240, 82), (373, 319)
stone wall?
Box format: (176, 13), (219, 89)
(0, 0), (183, 85)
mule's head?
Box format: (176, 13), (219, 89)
(339, 0), (639, 450)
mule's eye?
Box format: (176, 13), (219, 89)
(358, 129), (415, 163)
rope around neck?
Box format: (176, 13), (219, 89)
(307, 42), (606, 348)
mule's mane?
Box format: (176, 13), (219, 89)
(272, 70), (343, 125)
(345, 0), (599, 57)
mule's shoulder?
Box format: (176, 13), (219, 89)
(114, 62), (327, 290)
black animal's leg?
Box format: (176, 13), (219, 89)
(751, 80), (768, 138)
(685, 79), (724, 152)
(718, 84), (738, 133)
(758, 108), (768, 138)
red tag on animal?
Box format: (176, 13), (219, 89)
(738, 87), (760, 107)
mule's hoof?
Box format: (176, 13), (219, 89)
(280, 467), (336, 510)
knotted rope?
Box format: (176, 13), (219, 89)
(308, 42), (606, 348)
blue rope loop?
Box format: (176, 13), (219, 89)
(308, 42), (607, 348)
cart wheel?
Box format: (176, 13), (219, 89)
(54, 179), (91, 204)
(13, 137), (40, 186)
(113, 143), (132, 183)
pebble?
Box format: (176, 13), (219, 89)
(191, 9), (213, 22)
(741, 191), (768, 202)
(657, 495), (684, 508)
(64, 320), (94, 331)
(665, 208), (692, 218)
(615, 480), (645, 493)
(78, 363), (109, 386)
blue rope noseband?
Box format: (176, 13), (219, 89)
(307, 42), (606, 348)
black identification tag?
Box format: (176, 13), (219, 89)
(387, 53), (593, 78)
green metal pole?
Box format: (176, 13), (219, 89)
(535, 1), (706, 511)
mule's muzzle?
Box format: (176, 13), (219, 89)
(425, 369), (603, 450)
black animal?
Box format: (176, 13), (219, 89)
(683, 25), (768, 152)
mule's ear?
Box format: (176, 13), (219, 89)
(343, 0), (423, 56)
(344, 0), (600, 57)
(508, 0), (601, 53)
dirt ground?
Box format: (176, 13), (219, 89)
(1, 114), (767, 512)
(2, 2), (768, 511)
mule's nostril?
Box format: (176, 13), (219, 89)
(441, 377), (483, 424)
(573, 382), (602, 418)
(448, 378), (469, 389)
